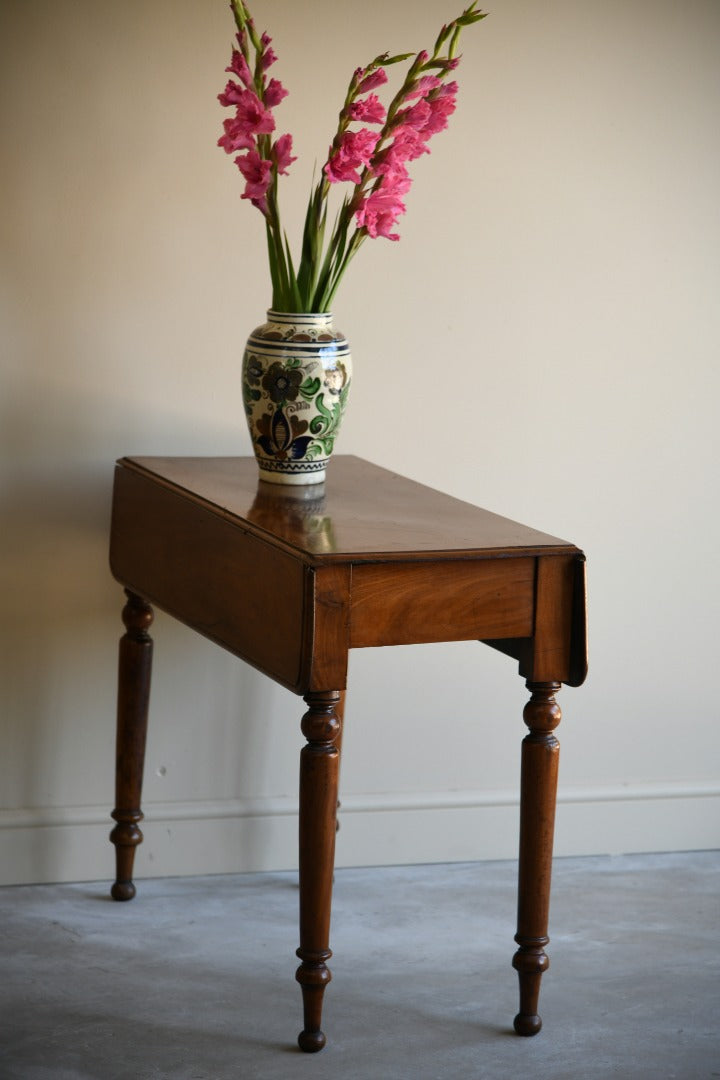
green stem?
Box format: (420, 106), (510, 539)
(321, 230), (366, 311)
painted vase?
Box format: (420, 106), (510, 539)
(242, 311), (352, 485)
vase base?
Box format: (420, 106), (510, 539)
(257, 466), (327, 486)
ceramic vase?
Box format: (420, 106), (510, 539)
(242, 311), (352, 485)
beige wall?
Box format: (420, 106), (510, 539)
(1, 0), (718, 885)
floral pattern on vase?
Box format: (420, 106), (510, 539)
(243, 311), (351, 484)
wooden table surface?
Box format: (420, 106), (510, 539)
(115, 454), (573, 560)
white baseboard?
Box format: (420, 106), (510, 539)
(1, 782), (718, 887)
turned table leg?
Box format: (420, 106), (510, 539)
(335, 689), (346, 832)
(109, 590), (154, 901)
(513, 681), (562, 1035)
(295, 690), (342, 1053)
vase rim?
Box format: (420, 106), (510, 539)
(266, 309), (333, 321)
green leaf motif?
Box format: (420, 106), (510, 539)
(307, 382), (351, 454)
(300, 376), (322, 400)
(309, 393), (334, 435)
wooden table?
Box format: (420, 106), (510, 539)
(108, 455), (587, 1052)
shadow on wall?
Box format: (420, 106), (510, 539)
(0, 380), (117, 800)
(0, 377), (283, 882)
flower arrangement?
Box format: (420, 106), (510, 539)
(219, 0), (486, 313)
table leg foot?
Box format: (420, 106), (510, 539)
(295, 690), (341, 1053)
(110, 878), (137, 903)
(110, 590), (154, 902)
(512, 681), (562, 1035)
(512, 942), (548, 1034)
(296, 960), (331, 1052)
(298, 1029), (327, 1054)
(514, 1014), (543, 1037)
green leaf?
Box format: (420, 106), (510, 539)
(383, 52), (415, 65)
(311, 203), (350, 312)
(299, 376), (322, 400)
(297, 180), (328, 309)
(283, 232), (303, 310)
(266, 221), (283, 309)
(458, 10), (488, 26)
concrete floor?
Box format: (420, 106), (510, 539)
(1, 851), (718, 1080)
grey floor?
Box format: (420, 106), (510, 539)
(1, 852), (718, 1080)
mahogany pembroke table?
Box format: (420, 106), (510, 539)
(108, 454), (587, 1052)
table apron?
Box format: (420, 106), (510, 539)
(349, 557), (535, 648)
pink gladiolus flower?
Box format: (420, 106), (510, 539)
(395, 98), (432, 132)
(218, 115), (255, 154)
(229, 88), (276, 139)
(389, 82), (459, 145)
(272, 133), (297, 175)
(397, 125), (431, 159)
(378, 167), (412, 198)
(405, 74), (442, 99)
(260, 33), (278, 69)
(356, 68), (388, 94)
(236, 150), (273, 202)
(355, 188), (407, 241)
(423, 82), (458, 136)
(324, 128), (379, 184)
(347, 93), (386, 125)
(375, 125), (430, 170)
(226, 49), (253, 89)
(434, 80), (459, 99)
(264, 78), (288, 107)
(217, 80), (246, 108)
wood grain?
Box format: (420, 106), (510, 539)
(122, 456), (577, 564)
(110, 466), (308, 691)
(307, 565), (351, 691)
(350, 558), (535, 647)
